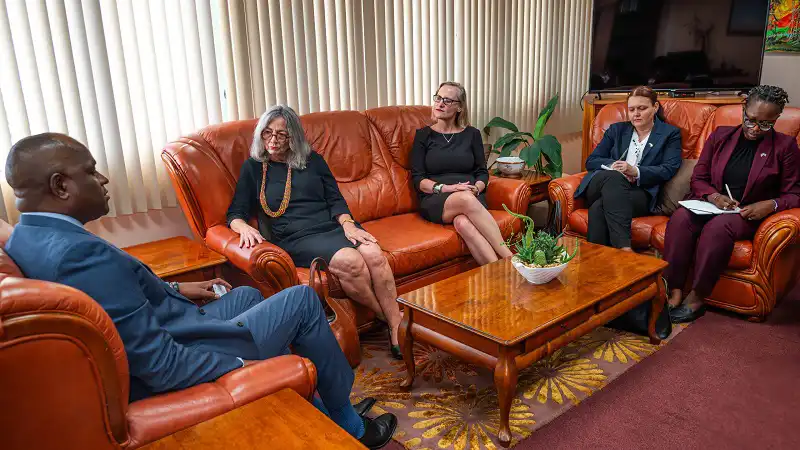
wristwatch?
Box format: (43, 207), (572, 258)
(433, 183), (443, 194)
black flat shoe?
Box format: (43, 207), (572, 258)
(353, 397), (376, 418)
(390, 345), (403, 360)
(669, 304), (706, 323)
(359, 413), (397, 449)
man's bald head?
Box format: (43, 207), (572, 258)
(6, 133), (90, 191)
(6, 133), (110, 223)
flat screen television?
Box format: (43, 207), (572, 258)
(589, 0), (770, 93)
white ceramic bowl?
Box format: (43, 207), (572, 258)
(496, 156), (525, 176)
(511, 256), (568, 285)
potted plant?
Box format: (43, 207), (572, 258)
(484, 93), (563, 178)
(503, 205), (578, 284)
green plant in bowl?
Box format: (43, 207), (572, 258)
(503, 204), (578, 268)
(484, 92), (562, 178)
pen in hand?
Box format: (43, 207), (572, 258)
(724, 184), (739, 210)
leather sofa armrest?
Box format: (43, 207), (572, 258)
(126, 355), (316, 448)
(214, 355), (317, 403)
(752, 208), (800, 273)
(548, 172), (587, 232)
(485, 175), (532, 215)
(205, 225), (299, 295)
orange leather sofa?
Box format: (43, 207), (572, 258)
(549, 102), (800, 321)
(0, 248), (317, 450)
(162, 106), (531, 363)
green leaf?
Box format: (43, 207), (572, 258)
(533, 93), (560, 140)
(484, 117), (519, 133)
(518, 144), (541, 168)
(536, 134), (562, 178)
(498, 138), (525, 157)
(492, 131), (533, 151)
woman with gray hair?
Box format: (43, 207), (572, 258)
(227, 105), (403, 359)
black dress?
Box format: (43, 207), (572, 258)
(410, 126), (490, 224)
(226, 152), (358, 268)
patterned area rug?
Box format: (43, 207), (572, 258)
(350, 323), (687, 449)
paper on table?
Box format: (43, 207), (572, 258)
(679, 200), (740, 215)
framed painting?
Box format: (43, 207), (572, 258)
(766, 0), (800, 52)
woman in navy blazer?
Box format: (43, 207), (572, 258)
(575, 86), (682, 250)
(664, 85), (800, 323)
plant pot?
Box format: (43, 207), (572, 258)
(496, 156), (524, 177)
(511, 256), (568, 285)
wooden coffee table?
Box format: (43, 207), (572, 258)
(397, 242), (667, 447)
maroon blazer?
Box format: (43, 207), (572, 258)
(691, 126), (800, 212)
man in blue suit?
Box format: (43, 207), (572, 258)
(4, 133), (395, 449)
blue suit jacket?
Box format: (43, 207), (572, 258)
(575, 119), (683, 211)
(4, 214), (255, 401)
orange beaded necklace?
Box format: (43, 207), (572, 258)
(259, 161), (292, 218)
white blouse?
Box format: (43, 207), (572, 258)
(625, 130), (650, 168)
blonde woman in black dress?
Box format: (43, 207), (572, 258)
(411, 82), (513, 265)
(227, 105), (403, 359)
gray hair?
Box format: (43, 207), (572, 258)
(250, 105), (311, 170)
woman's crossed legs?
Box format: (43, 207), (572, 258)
(442, 191), (512, 265)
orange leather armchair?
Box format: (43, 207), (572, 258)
(549, 102), (800, 321)
(162, 106), (531, 364)
(0, 249), (317, 450)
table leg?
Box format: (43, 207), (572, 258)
(493, 347), (518, 447)
(648, 274), (666, 345)
(399, 310), (415, 389)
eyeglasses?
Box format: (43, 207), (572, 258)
(742, 111), (775, 131)
(262, 130), (290, 143)
(433, 95), (460, 106)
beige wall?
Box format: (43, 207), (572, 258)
(85, 207), (192, 248)
(761, 53), (800, 107)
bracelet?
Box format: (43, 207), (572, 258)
(169, 281), (180, 292)
(773, 199), (779, 211)
(341, 218), (356, 226)
(433, 183), (443, 194)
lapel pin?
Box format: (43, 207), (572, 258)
(761, 153), (767, 157)
(649, 143), (653, 147)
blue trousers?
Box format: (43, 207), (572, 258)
(202, 285), (354, 409)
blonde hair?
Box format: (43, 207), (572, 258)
(435, 81), (470, 128)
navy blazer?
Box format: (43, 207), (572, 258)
(4, 214), (254, 401)
(575, 119), (683, 211)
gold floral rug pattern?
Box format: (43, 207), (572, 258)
(350, 324), (687, 450)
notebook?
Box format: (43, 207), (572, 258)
(678, 200), (741, 215)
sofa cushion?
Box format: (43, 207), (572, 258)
(655, 159), (698, 216)
(650, 221), (753, 269)
(568, 209), (668, 249)
(361, 214), (465, 277)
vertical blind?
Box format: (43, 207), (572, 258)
(0, 0), (592, 223)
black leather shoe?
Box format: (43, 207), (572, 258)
(353, 397), (376, 417)
(390, 345), (403, 360)
(669, 304), (706, 323)
(359, 413), (397, 449)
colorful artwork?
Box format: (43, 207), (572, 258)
(766, 0), (800, 52)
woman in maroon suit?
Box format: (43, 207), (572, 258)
(665, 85), (800, 323)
